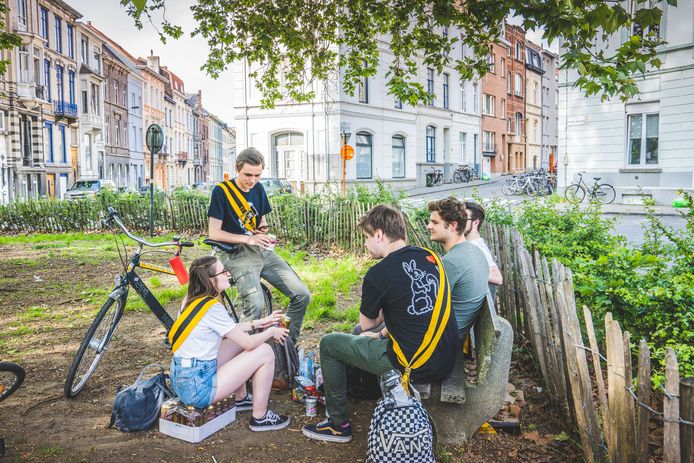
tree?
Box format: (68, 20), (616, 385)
(122, 0), (676, 108)
(0, 2), (24, 76)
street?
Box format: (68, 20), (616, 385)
(403, 179), (688, 246)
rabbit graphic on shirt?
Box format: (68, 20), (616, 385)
(402, 259), (438, 316)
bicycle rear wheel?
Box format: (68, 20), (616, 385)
(453, 172), (463, 184)
(0, 362), (25, 402)
(596, 184), (616, 204)
(502, 180), (516, 196)
(565, 184), (585, 203)
(64, 294), (125, 398)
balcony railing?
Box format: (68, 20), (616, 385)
(483, 143), (496, 154)
(54, 100), (78, 118)
(79, 112), (103, 127)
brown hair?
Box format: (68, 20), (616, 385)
(235, 147), (265, 171)
(427, 197), (467, 234)
(464, 201), (486, 228)
(186, 256), (221, 302)
(357, 204), (407, 242)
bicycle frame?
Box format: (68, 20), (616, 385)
(120, 251), (175, 330)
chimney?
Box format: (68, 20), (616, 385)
(147, 53), (160, 73)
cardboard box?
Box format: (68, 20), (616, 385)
(159, 406), (236, 443)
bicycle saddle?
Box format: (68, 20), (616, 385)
(593, 177), (601, 181)
(203, 239), (240, 254)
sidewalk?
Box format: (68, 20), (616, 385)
(589, 202), (689, 217)
(401, 176), (503, 198)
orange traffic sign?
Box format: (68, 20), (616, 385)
(340, 144), (355, 160)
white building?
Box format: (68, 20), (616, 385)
(559, 0), (694, 204)
(232, 36), (482, 192)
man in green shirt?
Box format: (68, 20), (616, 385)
(427, 198), (489, 337)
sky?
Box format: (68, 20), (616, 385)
(69, 0), (237, 124)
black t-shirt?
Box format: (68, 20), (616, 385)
(360, 246), (460, 382)
(207, 179), (272, 236)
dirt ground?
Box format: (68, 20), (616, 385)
(0, 239), (583, 463)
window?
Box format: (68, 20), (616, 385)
(56, 65), (64, 102)
(394, 95), (402, 109)
(628, 113), (659, 165)
(472, 82), (479, 113)
(18, 46), (29, 83)
(486, 53), (495, 73)
(67, 25), (74, 59)
(59, 125), (67, 162)
(82, 87), (88, 113)
(500, 58), (505, 75)
(507, 72), (512, 93)
(461, 81), (467, 112)
(115, 117), (121, 145)
(392, 135), (405, 178)
(55, 17), (63, 53)
(515, 74), (523, 96)
(483, 131), (495, 152)
(44, 60), (51, 101)
(114, 81), (119, 104)
(20, 116), (32, 165)
(427, 68), (435, 105)
(515, 42), (522, 61)
(40, 7), (49, 43)
(443, 73), (449, 109)
(358, 60), (368, 103)
(45, 122), (54, 162)
(501, 98), (506, 116)
(17, 0), (27, 29)
(483, 94), (495, 116)
(426, 125), (436, 162)
(68, 70), (75, 104)
(81, 38), (89, 66)
(533, 81), (538, 104)
(515, 113), (522, 141)
(93, 52), (101, 72)
(442, 27), (449, 57)
(90, 83), (99, 113)
(356, 132), (372, 179)
(459, 132), (467, 163)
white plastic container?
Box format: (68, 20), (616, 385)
(159, 405), (236, 443)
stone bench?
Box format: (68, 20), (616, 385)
(412, 292), (514, 444)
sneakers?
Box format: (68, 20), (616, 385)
(302, 419), (353, 443)
(249, 410), (291, 432)
(235, 393), (253, 412)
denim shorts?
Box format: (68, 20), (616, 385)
(170, 357), (217, 409)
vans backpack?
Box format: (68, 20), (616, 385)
(108, 364), (173, 432)
(366, 397), (434, 463)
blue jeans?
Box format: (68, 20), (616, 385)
(220, 244), (310, 342)
(170, 357), (217, 409)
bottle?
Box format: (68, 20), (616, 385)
(379, 370), (411, 407)
(307, 354), (314, 382)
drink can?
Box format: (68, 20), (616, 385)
(279, 314), (291, 328)
(305, 396), (318, 417)
(267, 234), (277, 251)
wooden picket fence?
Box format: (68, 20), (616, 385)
(485, 223), (693, 463)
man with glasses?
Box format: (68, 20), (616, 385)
(463, 201), (503, 287)
(207, 147), (310, 343)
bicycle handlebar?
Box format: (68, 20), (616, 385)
(105, 207), (194, 249)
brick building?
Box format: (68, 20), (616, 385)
(505, 23), (526, 173)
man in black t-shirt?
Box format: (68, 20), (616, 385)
(207, 147), (309, 342)
(302, 205), (459, 443)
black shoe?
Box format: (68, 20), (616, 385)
(302, 419), (353, 443)
(235, 393), (253, 412)
(249, 410), (290, 432)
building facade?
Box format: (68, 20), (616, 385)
(222, 124), (235, 180)
(559, 0), (694, 204)
(232, 32), (482, 191)
(541, 49), (560, 171)
(102, 43), (129, 187)
(505, 23), (527, 174)
(525, 43), (544, 170)
(481, 31), (511, 176)
(138, 53), (167, 188)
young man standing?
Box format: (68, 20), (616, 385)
(427, 198), (490, 337)
(464, 201), (503, 286)
(207, 147), (310, 343)
(302, 205), (459, 443)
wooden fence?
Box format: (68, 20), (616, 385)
(485, 223), (693, 463)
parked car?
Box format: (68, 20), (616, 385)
(139, 185), (165, 196)
(260, 177), (293, 196)
(64, 179), (116, 200)
(191, 182), (209, 191)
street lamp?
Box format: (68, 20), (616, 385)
(145, 124), (164, 237)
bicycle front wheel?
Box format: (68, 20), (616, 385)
(596, 184), (616, 204)
(0, 362), (25, 402)
(565, 184), (585, 203)
(453, 172), (463, 184)
(64, 294), (125, 398)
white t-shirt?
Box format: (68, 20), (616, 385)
(468, 238), (497, 269)
(173, 302), (237, 361)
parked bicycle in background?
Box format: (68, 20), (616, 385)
(565, 172), (616, 204)
(426, 167), (444, 187)
(502, 168), (557, 197)
(453, 164), (475, 183)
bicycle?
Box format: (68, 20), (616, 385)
(64, 207), (195, 398)
(565, 172), (616, 204)
(452, 164), (474, 183)
(426, 167), (444, 187)
(1, 362), (25, 458)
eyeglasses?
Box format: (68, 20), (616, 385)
(210, 267), (230, 278)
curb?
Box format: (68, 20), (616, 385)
(403, 177), (503, 198)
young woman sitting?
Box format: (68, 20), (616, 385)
(169, 256), (290, 431)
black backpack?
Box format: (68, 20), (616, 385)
(108, 364), (173, 432)
(271, 338), (299, 391)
